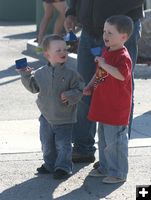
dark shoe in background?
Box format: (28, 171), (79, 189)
(66, 40), (79, 53)
(64, 31), (79, 53)
(53, 169), (71, 180)
(36, 164), (50, 174)
(72, 153), (95, 163)
(93, 161), (100, 169)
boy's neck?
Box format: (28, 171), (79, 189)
(108, 44), (125, 51)
(48, 62), (65, 67)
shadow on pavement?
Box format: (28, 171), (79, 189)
(0, 60), (43, 86)
(0, 163), (87, 200)
(4, 31), (36, 40)
(0, 22), (35, 26)
(54, 176), (123, 200)
(0, 164), (123, 200)
(0, 175), (58, 200)
(131, 110), (151, 139)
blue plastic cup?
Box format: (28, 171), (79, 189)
(15, 58), (27, 69)
(90, 47), (102, 57)
(64, 31), (77, 42)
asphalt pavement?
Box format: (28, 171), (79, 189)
(0, 21), (151, 200)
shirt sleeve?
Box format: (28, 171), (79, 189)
(117, 56), (132, 82)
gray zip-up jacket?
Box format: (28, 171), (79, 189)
(20, 63), (84, 125)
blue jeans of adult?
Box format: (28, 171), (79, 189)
(39, 115), (73, 173)
(72, 20), (141, 156)
(125, 20), (142, 138)
(72, 29), (104, 156)
(98, 123), (128, 180)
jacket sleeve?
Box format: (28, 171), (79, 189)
(117, 0), (145, 14)
(63, 71), (85, 105)
(20, 71), (40, 94)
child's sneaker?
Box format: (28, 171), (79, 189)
(36, 164), (50, 174)
(53, 169), (71, 180)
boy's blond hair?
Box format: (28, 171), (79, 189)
(42, 34), (64, 51)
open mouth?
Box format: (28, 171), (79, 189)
(104, 39), (109, 43)
(60, 56), (66, 59)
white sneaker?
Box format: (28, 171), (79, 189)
(89, 169), (107, 177)
(102, 176), (126, 184)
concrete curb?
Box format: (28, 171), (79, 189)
(1, 117), (151, 154)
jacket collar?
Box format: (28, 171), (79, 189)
(47, 62), (65, 72)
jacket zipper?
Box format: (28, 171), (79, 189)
(52, 67), (55, 89)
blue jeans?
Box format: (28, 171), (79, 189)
(72, 20), (141, 156)
(125, 20), (142, 138)
(98, 123), (128, 179)
(39, 115), (73, 173)
(72, 30), (104, 156)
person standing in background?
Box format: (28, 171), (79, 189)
(64, 0), (144, 164)
(37, 0), (67, 45)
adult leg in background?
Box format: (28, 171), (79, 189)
(125, 20), (142, 138)
(72, 30), (104, 163)
(37, 2), (54, 45)
(52, 1), (67, 34)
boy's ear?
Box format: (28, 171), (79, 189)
(43, 51), (49, 58)
(122, 33), (129, 42)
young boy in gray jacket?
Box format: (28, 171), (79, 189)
(17, 34), (84, 179)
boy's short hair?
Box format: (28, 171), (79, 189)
(106, 15), (134, 38)
(42, 34), (64, 51)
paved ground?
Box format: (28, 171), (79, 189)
(0, 22), (151, 200)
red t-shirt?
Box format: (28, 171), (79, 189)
(88, 47), (132, 126)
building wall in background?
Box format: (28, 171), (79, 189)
(145, 0), (151, 9)
(0, 0), (36, 22)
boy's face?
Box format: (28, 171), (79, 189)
(44, 40), (68, 65)
(103, 22), (128, 51)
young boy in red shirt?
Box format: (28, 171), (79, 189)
(83, 15), (133, 184)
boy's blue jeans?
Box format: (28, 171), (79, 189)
(97, 123), (128, 180)
(72, 20), (141, 156)
(39, 115), (73, 173)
